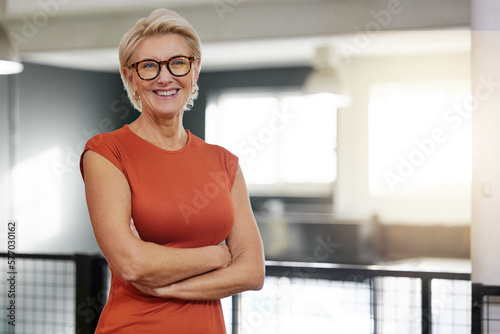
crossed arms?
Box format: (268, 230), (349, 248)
(82, 150), (265, 300)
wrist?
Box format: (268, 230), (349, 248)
(157, 282), (176, 298)
(213, 244), (231, 269)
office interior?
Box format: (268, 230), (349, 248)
(1, 0), (499, 333)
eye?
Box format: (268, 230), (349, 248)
(139, 61), (158, 70)
(170, 58), (188, 66)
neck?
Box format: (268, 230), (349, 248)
(129, 113), (188, 151)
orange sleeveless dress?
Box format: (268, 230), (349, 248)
(80, 125), (238, 333)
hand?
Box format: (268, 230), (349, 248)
(216, 243), (232, 269)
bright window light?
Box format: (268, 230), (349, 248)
(206, 91), (337, 196)
(238, 276), (372, 333)
(12, 147), (63, 251)
(368, 81), (472, 198)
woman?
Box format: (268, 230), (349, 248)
(80, 8), (265, 333)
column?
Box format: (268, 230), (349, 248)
(471, 0), (500, 285)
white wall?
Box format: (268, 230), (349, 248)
(335, 51), (471, 225)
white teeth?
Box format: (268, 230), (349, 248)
(156, 90), (177, 96)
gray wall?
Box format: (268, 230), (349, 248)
(7, 63), (138, 254)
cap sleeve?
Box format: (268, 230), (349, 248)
(225, 149), (239, 188)
(80, 133), (126, 180)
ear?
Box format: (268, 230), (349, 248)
(122, 66), (137, 92)
(192, 59), (201, 85)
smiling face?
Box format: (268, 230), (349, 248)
(124, 33), (200, 119)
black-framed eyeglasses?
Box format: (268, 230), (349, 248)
(128, 56), (195, 80)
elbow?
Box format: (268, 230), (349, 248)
(113, 258), (142, 283)
(118, 266), (141, 283)
(256, 270), (265, 290)
(242, 254), (265, 291)
(249, 265), (265, 291)
(108, 246), (147, 283)
(252, 279), (264, 291)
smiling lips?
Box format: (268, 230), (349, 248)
(155, 89), (178, 97)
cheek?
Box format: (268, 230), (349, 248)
(179, 77), (194, 91)
(135, 79), (152, 93)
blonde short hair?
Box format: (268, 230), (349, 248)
(119, 8), (201, 112)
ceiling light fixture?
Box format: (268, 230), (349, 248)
(304, 45), (350, 106)
(0, 24), (24, 75)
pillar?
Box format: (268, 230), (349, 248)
(471, 0), (500, 285)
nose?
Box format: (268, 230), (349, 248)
(157, 63), (173, 82)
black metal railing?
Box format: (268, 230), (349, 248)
(262, 261), (471, 334)
(472, 283), (500, 334)
(1, 253), (77, 334)
(0, 253), (492, 334)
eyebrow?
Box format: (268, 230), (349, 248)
(137, 54), (187, 61)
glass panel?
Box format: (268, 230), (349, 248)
(240, 276), (372, 333)
(368, 81), (471, 198)
(206, 91), (337, 196)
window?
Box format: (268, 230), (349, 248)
(368, 81), (472, 198)
(206, 90), (338, 196)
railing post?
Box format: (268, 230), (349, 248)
(370, 278), (378, 334)
(471, 283), (483, 334)
(232, 293), (241, 334)
(421, 278), (432, 334)
(75, 254), (108, 334)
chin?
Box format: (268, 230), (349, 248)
(155, 105), (185, 117)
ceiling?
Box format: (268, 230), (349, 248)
(0, 0), (471, 73)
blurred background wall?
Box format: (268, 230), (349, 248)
(0, 0), (473, 263)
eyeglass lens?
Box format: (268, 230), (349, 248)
(137, 57), (191, 80)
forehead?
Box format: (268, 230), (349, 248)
(134, 33), (189, 60)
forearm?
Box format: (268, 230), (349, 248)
(172, 260), (264, 300)
(115, 239), (230, 287)
(136, 254), (265, 300)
